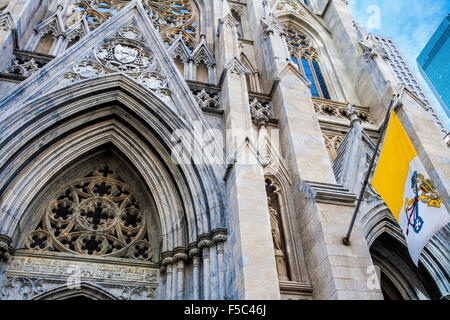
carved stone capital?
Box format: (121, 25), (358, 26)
(161, 251), (174, 266)
(0, 234), (13, 262)
(173, 247), (188, 263)
(188, 242), (200, 259)
(346, 104), (362, 127)
(212, 228), (228, 244)
(197, 234), (212, 250)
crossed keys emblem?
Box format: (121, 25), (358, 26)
(404, 172), (442, 235)
(114, 44), (138, 64)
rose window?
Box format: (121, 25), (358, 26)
(26, 166), (154, 261)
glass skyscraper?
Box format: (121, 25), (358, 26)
(417, 14), (450, 119)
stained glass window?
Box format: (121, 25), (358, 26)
(312, 60), (330, 99)
(284, 25), (331, 100)
(302, 58), (319, 98)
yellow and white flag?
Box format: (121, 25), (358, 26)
(372, 111), (450, 266)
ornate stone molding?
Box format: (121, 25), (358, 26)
(304, 181), (357, 207)
(0, 275), (157, 300)
(226, 56), (250, 76)
(193, 88), (220, 109)
(249, 98), (273, 127)
(188, 242), (199, 259)
(161, 251), (174, 266)
(218, 13), (240, 32)
(197, 234), (213, 250)
(0, 277), (44, 300)
(173, 247), (189, 263)
(63, 25), (172, 102)
(212, 228), (228, 244)
(24, 166), (154, 262)
(313, 98), (373, 124)
(0, 234), (13, 262)
(0, 12), (15, 31)
(72, 0), (199, 50)
(5, 253), (158, 284)
(346, 103), (363, 127)
(7, 50), (54, 77)
(323, 132), (345, 162)
(272, 0), (307, 18)
(117, 285), (156, 300)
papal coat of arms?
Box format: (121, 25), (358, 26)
(404, 172), (442, 235)
(114, 44), (138, 64)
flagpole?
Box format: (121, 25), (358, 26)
(342, 96), (396, 246)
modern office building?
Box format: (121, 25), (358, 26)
(418, 14), (450, 120)
(371, 33), (448, 137)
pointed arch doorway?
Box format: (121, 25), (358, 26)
(2, 147), (162, 300)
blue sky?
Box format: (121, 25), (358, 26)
(348, 0), (450, 129)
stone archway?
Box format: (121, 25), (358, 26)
(0, 75), (228, 300)
(370, 232), (441, 300)
(33, 283), (120, 300)
(1, 148), (161, 300)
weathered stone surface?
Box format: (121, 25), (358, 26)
(0, 0), (447, 300)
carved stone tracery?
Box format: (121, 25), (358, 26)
(0, 277), (44, 300)
(0, 234), (13, 262)
(64, 26), (172, 101)
(273, 0), (308, 18)
(25, 166), (154, 262)
(285, 27), (316, 59)
(94, 38), (153, 74)
(313, 98), (373, 124)
(249, 98), (273, 128)
(74, 0), (199, 50)
(323, 133), (344, 162)
(192, 88), (220, 109)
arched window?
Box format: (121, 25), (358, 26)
(285, 26), (331, 99)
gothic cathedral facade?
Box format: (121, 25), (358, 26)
(0, 0), (448, 300)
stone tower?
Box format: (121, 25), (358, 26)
(0, 0), (448, 300)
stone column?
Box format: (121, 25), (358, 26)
(212, 228), (227, 300)
(189, 243), (200, 300)
(208, 65), (216, 85)
(208, 243), (218, 300)
(161, 252), (174, 300)
(191, 61), (197, 82)
(171, 254), (177, 300)
(340, 104), (364, 193)
(216, 3), (280, 300)
(173, 247), (188, 300)
(198, 234), (212, 300)
(50, 34), (64, 56)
